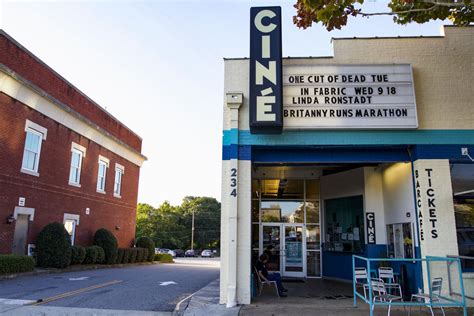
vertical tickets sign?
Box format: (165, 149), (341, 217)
(249, 7), (283, 134)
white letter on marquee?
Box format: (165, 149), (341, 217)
(256, 61), (276, 85)
(256, 96), (276, 121)
(254, 10), (276, 33)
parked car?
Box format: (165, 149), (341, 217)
(174, 249), (184, 257)
(201, 249), (214, 258)
(155, 248), (176, 257)
(185, 249), (196, 257)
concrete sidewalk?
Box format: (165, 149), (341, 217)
(182, 279), (240, 316)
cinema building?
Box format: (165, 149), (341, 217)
(220, 14), (473, 307)
(0, 31), (146, 255)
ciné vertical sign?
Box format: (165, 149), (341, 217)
(249, 6), (283, 134)
(366, 212), (376, 244)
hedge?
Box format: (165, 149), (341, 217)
(142, 249), (149, 263)
(35, 222), (72, 268)
(93, 228), (118, 264)
(122, 248), (132, 264)
(136, 248), (145, 262)
(71, 246), (86, 265)
(96, 246), (105, 264)
(116, 248), (125, 264)
(129, 248), (138, 263)
(84, 246), (99, 264)
(135, 237), (155, 262)
(154, 253), (174, 263)
(0, 255), (35, 274)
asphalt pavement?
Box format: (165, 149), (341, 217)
(0, 258), (219, 314)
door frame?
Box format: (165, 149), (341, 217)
(260, 223), (306, 278)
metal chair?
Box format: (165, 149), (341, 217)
(409, 277), (445, 316)
(378, 267), (403, 297)
(254, 267), (280, 297)
(354, 267), (370, 298)
(371, 278), (404, 316)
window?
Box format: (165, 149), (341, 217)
(386, 223), (414, 259)
(21, 120), (47, 176)
(69, 142), (86, 186)
(96, 156), (109, 193)
(114, 164), (124, 198)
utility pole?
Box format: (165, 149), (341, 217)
(191, 208), (195, 250)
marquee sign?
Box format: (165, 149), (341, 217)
(249, 6), (283, 134)
(283, 64), (418, 129)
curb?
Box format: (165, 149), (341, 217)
(0, 261), (171, 280)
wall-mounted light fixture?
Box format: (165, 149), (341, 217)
(6, 214), (15, 224)
(115, 225), (120, 230)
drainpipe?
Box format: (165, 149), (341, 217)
(226, 92), (243, 308)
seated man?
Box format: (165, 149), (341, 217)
(255, 253), (288, 297)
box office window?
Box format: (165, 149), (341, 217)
(386, 223), (414, 259)
(324, 195), (364, 253)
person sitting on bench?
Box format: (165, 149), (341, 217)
(255, 253), (288, 297)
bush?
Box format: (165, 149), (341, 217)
(129, 248), (138, 263)
(154, 253), (174, 263)
(143, 249), (149, 263)
(93, 228), (118, 264)
(84, 246), (98, 264)
(71, 246), (86, 265)
(96, 246), (105, 264)
(0, 255), (35, 274)
(122, 248), (132, 264)
(135, 237), (155, 262)
(116, 248), (125, 264)
(136, 248), (145, 262)
(35, 222), (72, 268)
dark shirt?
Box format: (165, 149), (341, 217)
(255, 259), (268, 278)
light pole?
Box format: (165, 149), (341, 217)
(191, 208), (195, 250)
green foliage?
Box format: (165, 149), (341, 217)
(71, 246), (86, 265)
(0, 255), (35, 274)
(136, 248), (144, 262)
(35, 222), (72, 268)
(93, 228), (118, 264)
(84, 246), (99, 264)
(136, 236), (155, 262)
(122, 248), (132, 264)
(293, 0), (473, 31)
(154, 253), (174, 263)
(143, 249), (149, 263)
(117, 248), (125, 264)
(136, 197), (221, 251)
(129, 248), (138, 263)
(96, 246), (105, 264)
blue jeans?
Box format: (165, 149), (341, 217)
(267, 272), (284, 292)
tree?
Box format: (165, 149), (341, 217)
(293, 0), (473, 31)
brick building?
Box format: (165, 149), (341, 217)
(220, 8), (473, 307)
(0, 30), (146, 254)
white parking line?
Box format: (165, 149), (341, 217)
(0, 298), (36, 305)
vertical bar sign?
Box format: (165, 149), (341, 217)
(249, 6), (283, 134)
(366, 212), (376, 244)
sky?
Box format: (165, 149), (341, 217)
(0, 0), (446, 207)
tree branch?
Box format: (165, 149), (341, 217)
(359, 4), (441, 17)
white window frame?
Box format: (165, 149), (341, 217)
(69, 142), (86, 187)
(96, 155), (109, 193)
(63, 213), (80, 245)
(21, 120), (47, 177)
(114, 163), (125, 198)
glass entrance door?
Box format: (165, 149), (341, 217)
(283, 225), (305, 277)
(262, 225), (281, 272)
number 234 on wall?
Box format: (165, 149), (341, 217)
(230, 168), (237, 197)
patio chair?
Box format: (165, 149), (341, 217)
(354, 267), (370, 299)
(408, 278), (445, 316)
(378, 267), (403, 297)
(371, 278), (404, 316)
(254, 267), (280, 297)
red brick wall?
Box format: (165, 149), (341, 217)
(0, 31), (142, 152)
(0, 92), (140, 253)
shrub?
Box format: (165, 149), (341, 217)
(154, 253), (174, 263)
(143, 249), (149, 263)
(135, 237), (155, 262)
(136, 248), (145, 262)
(71, 246), (86, 265)
(96, 246), (105, 264)
(0, 255), (35, 274)
(84, 246), (99, 264)
(129, 248), (138, 263)
(116, 248), (125, 264)
(35, 222), (72, 268)
(93, 228), (118, 264)
(122, 248), (132, 264)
